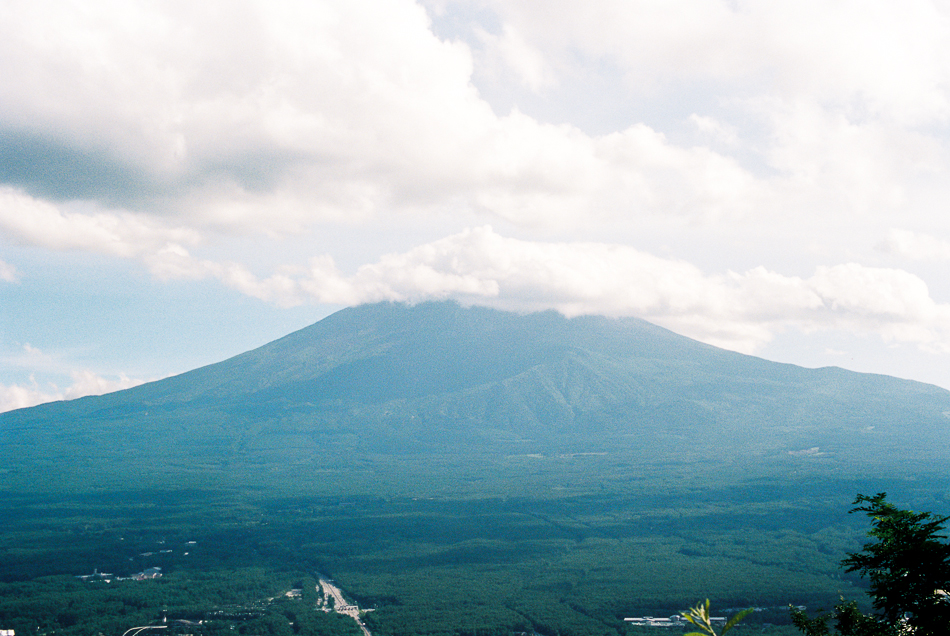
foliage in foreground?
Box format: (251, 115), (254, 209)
(681, 599), (752, 636)
(790, 493), (950, 636)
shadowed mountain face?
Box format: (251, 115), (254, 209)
(3, 301), (950, 494)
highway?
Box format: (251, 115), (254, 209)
(317, 577), (372, 636)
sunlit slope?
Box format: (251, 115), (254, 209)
(3, 301), (949, 491)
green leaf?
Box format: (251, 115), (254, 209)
(722, 607), (754, 633)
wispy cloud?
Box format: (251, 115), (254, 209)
(477, 0), (950, 123)
(0, 344), (150, 413)
(0, 257), (16, 282)
(0, 377), (60, 413)
(0, 371), (147, 413)
(0, 187), (201, 260)
(877, 229), (950, 262)
(475, 23), (556, 92)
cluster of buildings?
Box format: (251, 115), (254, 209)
(76, 567), (162, 583)
(624, 614), (726, 628)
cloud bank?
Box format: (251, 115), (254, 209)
(5, 0), (950, 401)
(110, 225), (947, 356)
(1, 0), (947, 245)
(4, 0), (938, 238)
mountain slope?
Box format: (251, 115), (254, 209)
(3, 301), (950, 494)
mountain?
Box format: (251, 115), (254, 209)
(3, 300), (950, 495)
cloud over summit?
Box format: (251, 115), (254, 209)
(5, 0), (950, 403)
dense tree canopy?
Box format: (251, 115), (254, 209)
(843, 493), (950, 633)
(792, 493), (950, 636)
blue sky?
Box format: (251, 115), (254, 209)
(5, 0), (950, 410)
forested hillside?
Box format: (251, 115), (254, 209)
(2, 302), (949, 636)
(3, 302), (949, 493)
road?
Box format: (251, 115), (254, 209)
(317, 577), (372, 636)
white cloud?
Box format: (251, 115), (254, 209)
(5, 0), (950, 393)
(0, 370), (146, 413)
(0, 0), (777, 238)
(0, 343), (151, 412)
(0, 376), (60, 413)
(810, 264), (934, 319)
(689, 114), (738, 146)
(759, 101), (941, 213)
(181, 226), (950, 355)
(877, 228), (950, 261)
(0, 188), (280, 296)
(0, 0), (947, 240)
(476, 0), (950, 124)
(62, 370), (145, 401)
(452, 0), (950, 224)
(475, 24), (556, 92)
(0, 257), (17, 282)
(1, 342), (64, 376)
(0, 187), (201, 262)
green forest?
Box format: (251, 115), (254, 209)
(3, 304), (950, 636)
(2, 471), (948, 636)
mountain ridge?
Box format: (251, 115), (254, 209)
(3, 301), (949, 494)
